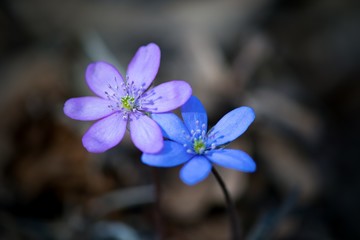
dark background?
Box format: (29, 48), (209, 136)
(0, 0), (359, 239)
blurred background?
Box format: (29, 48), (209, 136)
(0, 0), (359, 239)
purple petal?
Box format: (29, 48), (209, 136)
(129, 114), (163, 153)
(64, 97), (115, 121)
(206, 149), (256, 172)
(142, 81), (192, 113)
(82, 112), (127, 153)
(141, 141), (193, 167)
(181, 96), (208, 132)
(126, 43), (160, 90)
(180, 156), (212, 185)
(151, 113), (190, 144)
(86, 61), (125, 99)
(208, 107), (255, 146)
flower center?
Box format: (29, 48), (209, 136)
(183, 121), (211, 155)
(121, 95), (135, 111)
(193, 138), (206, 154)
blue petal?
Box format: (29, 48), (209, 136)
(180, 156), (212, 185)
(126, 43), (160, 90)
(208, 107), (255, 146)
(82, 112), (127, 153)
(64, 97), (114, 121)
(129, 114), (163, 154)
(151, 113), (190, 144)
(141, 81), (192, 113)
(85, 62), (125, 99)
(206, 149), (256, 172)
(141, 141), (193, 167)
(181, 96), (208, 133)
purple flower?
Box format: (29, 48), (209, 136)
(142, 96), (256, 185)
(64, 43), (192, 153)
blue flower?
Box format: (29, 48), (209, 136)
(142, 96), (256, 185)
(64, 43), (192, 154)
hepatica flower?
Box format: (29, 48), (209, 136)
(142, 96), (256, 185)
(64, 43), (192, 153)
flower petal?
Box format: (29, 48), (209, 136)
(180, 156), (212, 185)
(129, 114), (163, 153)
(141, 141), (193, 167)
(64, 97), (115, 121)
(82, 112), (127, 153)
(208, 107), (255, 146)
(151, 113), (190, 144)
(181, 96), (208, 132)
(86, 61), (125, 99)
(127, 43), (160, 90)
(141, 81), (192, 113)
(206, 149), (256, 172)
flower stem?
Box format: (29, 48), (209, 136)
(152, 168), (164, 240)
(212, 167), (242, 240)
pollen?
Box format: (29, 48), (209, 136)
(193, 138), (206, 154)
(121, 95), (135, 110)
